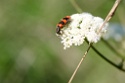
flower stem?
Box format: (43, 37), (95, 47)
(97, 0), (121, 34)
(68, 43), (93, 83)
(69, 0), (83, 13)
(101, 38), (125, 60)
(91, 43), (125, 72)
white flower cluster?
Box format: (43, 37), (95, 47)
(57, 13), (108, 49)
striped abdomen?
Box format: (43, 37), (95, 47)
(56, 16), (70, 34)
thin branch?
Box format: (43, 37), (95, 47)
(68, 43), (93, 83)
(69, 0), (83, 13)
(101, 38), (125, 60)
(91, 44), (125, 72)
(97, 0), (121, 33)
(85, 40), (125, 72)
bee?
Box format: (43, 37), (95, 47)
(56, 16), (71, 34)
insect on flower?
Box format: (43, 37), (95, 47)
(56, 16), (71, 34)
(56, 13), (108, 49)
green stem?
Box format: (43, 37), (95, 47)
(69, 0), (83, 13)
(91, 45), (125, 72)
(85, 40), (125, 72)
(102, 38), (125, 60)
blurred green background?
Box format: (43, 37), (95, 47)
(0, 0), (125, 83)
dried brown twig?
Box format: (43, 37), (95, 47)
(68, 0), (122, 83)
(97, 0), (121, 34)
(68, 43), (92, 83)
